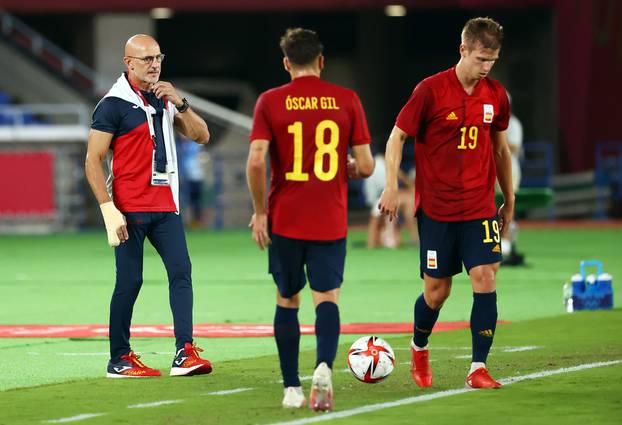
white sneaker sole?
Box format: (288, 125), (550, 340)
(105, 373), (155, 378)
(170, 363), (209, 376)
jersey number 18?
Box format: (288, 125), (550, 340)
(286, 120), (340, 182)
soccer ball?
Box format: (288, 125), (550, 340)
(347, 336), (395, 383)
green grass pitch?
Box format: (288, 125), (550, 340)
(0, 227), (620, 424)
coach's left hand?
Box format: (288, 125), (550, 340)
(151, 81), (183, 107)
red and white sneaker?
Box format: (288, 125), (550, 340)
(410, 344), (433, 388)
(309, 362), (333, 412)
(170, 342), (213, 376)
(106, 351), (161, 378)
(466, 367), (502, 389)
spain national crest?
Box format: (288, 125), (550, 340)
(483, 104), (494, 123)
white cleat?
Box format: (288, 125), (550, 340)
(282, 386), (306, 408)
(309, 362), (333, 412)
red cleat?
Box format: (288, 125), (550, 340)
(466, 368), (502, 389)
(170, 342), (213, 376)
(410, 346), (433, 388)
(106, 351), (161, 378)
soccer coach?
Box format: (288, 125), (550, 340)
(85, 34), (212, 378)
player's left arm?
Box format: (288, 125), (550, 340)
(246, 139), (271, 250)
(491, 129), (515, 231)
(151, 81), (210, 144)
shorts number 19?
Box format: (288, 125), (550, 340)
(482, 219), (500, 243)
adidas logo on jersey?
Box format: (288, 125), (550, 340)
(446, 111), (458, 120)
(492, 244), (501, 253)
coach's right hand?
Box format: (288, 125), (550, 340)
(249, 212), (271, 250)
(99, 202), (128, 247)
(378, 188), (398, 221)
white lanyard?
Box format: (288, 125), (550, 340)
(131, 88), (158, 145)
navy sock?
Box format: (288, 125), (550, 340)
(315, 302), (340, 369)
(413, 294), (440, 348)
(274, 305), (300, 387)
(470, 292), (498, 363)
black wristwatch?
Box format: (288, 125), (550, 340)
(176, 98), (189, 113)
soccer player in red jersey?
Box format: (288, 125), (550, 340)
(247, 28), (374, 410)
(379, 17), (513, 389)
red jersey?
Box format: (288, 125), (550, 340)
(250, 76), (371, 240)
(396, 67), (510, 221)
(92, 74), (178, 213)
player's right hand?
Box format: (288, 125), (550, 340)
(99, 201), (128, 247)
(346, 154), (359, 179)
(378, 188), (398, 221)
(249, 212), (271, 250)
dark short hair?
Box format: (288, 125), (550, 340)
(461, 17), (504, 51)
(279, 28), (323, 66)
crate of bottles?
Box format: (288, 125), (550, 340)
(563, 260), (613, 312)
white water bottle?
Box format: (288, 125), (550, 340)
(563, 282), (574, 313)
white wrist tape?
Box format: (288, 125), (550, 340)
(99, 201), (125, 247)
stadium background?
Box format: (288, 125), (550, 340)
(0, 1), (621, 424)
(1, 0), (621, 230)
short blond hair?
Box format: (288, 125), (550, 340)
(461, 17), (504, 51)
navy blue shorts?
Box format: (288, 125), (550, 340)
(268, 231), (346, 299)
(417, 209), (502, 278)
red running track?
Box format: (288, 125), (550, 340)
(0, 322), (482, 338)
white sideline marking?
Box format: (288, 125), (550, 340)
(395, 345), (539, 352)
(394, 346), (471, 351)
(29, 346), (541, 357)
(206, 387), (253, 395)
(455, 345), (541, 359)
(502, 345), (540, 353)
(497, 360), (621, 385)
(400, 359), (437, 365)
(127, 400), (182, 409)
(45, 413), (106, 423)
(263, 360), (622, 425)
